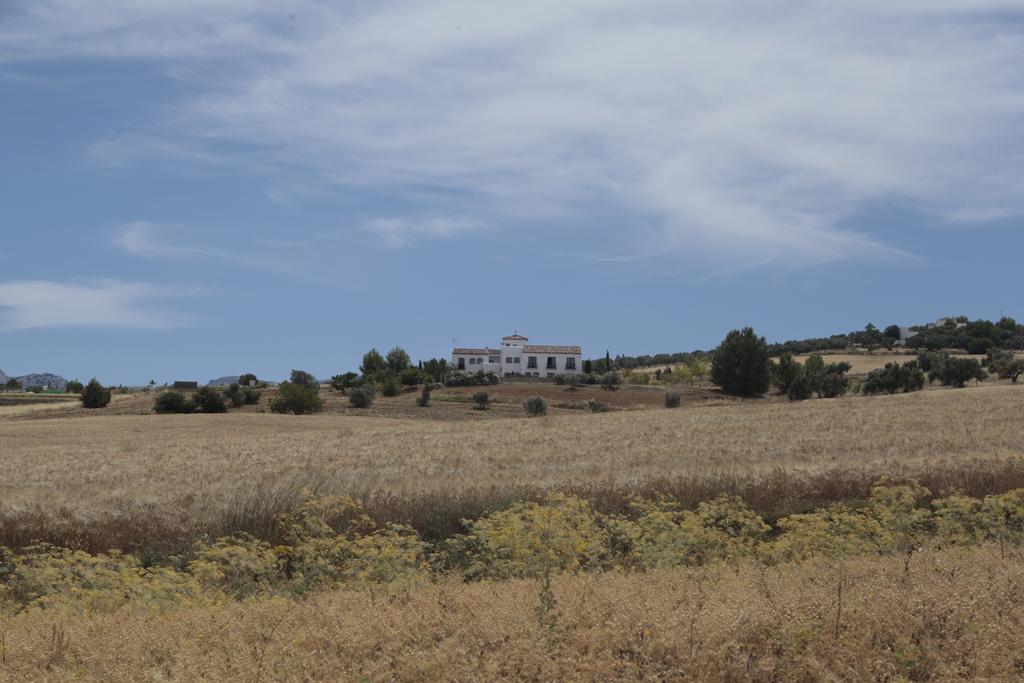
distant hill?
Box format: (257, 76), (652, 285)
(0, 369), (9, 385)
(208, 376), (241, 387)
(13, 373), (67, 390)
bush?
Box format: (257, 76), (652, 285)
(238, 373), (258, 386)
(770, 356), (802, 393)
(711, 328), (771, 396)
(664, 391), (681, 408)
(80, 378), (112, 409)
(192, 386), (228, 413)
(417, 385), (431, 407)
(381, 377), (401, 397)
(445, 371), (499, 387)
(553, 374), (567, 385)
(400, 367), (424, 387)
(524, 396), (547, 416)
(472, 391), (490, 410)
(289, 369), (318, 389)
(270, 382), (323, 414)
(985, 349), (1023, 383)
(329, 372), (359, 392)
(386, 346), (412, 373)
(154, 390), (195, 414)
(862, 362), (926, 395)
(786, 373), (813, 401)
(587, 400), (611, 413)
(348, 386), (375, 408)
(224, 383), (260, 408)
(927, 355), (987, 388)
(65, 379), (84, 394)
(600, 372), (620, 390)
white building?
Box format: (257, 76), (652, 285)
(452, 334), (583, 378)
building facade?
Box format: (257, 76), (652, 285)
(452, 334), (583, 378)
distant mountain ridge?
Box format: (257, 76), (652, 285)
(1, 372), (68, 390)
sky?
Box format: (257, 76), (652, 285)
(1, 1), (1023, 384)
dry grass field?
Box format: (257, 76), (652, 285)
(0, 383), (1022, 551)
(3, 546), (1023, 681)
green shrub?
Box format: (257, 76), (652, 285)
(289, 369), (318, 389)
(270, 382), (323, 414)
(80, 378), (112, 409)
(25, 386), (42, 394)
(862, 362), (925, 395)
(65, 379), (84, 394)
(417, 385), (431, 407)
(381, 377), (400, 397)
(524, 396), (547, 416)
(553, 374), (567, 385)
(153, 390), (195, 414)
(926, 355), (987, 388)
(348, 386), (375, 408)
(386, 346), (412, 373)
(817, 372), (848, 398)
(329, 372), (359, 392)
(445, 371), (499, 387)
(191, 386), (228, 413)
(770, 352), (802, 395)
(663, 391), (681, 408)
(472, 391), (490, 410)
(711, 327), (771, 396)
(600, 372), (620, 390)
(224, 383), (260, 408)
(587, 400), (611, 413)
(238, 373), (258, 386)
(786, 373), (813, 401)
(985, 349), (1024, 383)
(400, 368), (424, 387)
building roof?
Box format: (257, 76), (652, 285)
(522, 345), (582, 354)
(502, 334), (529, 341)
(453, 348), (497, 356)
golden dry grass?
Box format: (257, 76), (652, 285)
(2, 384), (1022, 518)
(2, 545), (1023, 681)
(793, 351), (988, 375)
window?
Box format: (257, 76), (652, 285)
(546, 356), (557, 369)
(477, 357), (484, 365)
(458, 358), (465, 370)
(489, 356), (500, 364)
(506, 357), (512, 363)
(565, 357), (576, 370)
(546, 372), (555, 378)
(469, 357), (476, 365)
(514, 357), (521, 364)
(527, 356), (537, 368)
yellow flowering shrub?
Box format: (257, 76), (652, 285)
(277, 491), (429, 592)
(447, 493), (612, 580)
(610, 497), (727, 569)
(189, 534), (281, 598)
(980, 488), (1024, 546)
(771, 506), (891, 562)
(1, 544), (207, 613)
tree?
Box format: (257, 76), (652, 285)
(270, 382), (323, 414)
(360, 349), (386, 375)
(583, 359), (593, 374)
(65, 379), (84, 394)
(422, 358), (449, 383)
(927, 356), (986, 388)
(5, 378), (20, 391)
(787, 373), (814, 401)
(154, 390), (195, 414)
(329, 372), (359, 392)
(239, 373), (258, 386)
(400, 367), (425, 386)
(985, 348), (1023, 383)
(192, 386), (228, 413)
(711, 328), (771, 396)
(771, 353), (801, 394)
(600, 372), (620, 390)
(381, 377), (400, 396)
(386, 346), (412, 373)
(348, 386), (375, 408)
(289, 369), (318, 388)
(80, 378), (112, 409)
(863, 362), (925, 395)
(224, 383), (260, 407)
(883, 324), (902, 340)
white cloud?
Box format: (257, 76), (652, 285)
(0, 280), (194, 330)
(364, 217), (482, 249)
(5, 1), (1024, 269)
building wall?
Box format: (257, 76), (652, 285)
(453, 338), (582, 377)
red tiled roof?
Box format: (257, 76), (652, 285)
(502, 334), (529, 341)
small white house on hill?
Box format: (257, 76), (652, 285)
(452, 334), (582, 377)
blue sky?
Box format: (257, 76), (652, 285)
(1, 1), (1022, 384)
